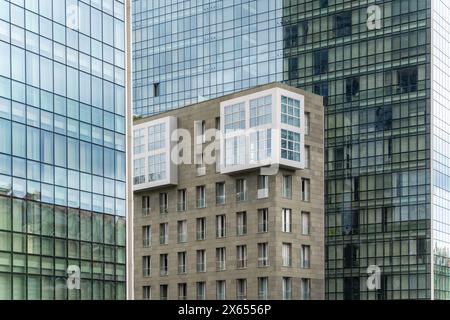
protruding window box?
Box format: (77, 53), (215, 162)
(133, 116), (178, 192)
(220, 87), (306, 174)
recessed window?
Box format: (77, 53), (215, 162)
(142, 255), (151, 277)
(313, 49), (328, 75)
(236, 211), (247, 236)
(177, 252), (187, 274)
(288, 57), (298, 80)
(216, 182), (226, 205)
(284, 25), (298, 48)
(335, 11), (352, 37)
(153, 83), (160, 97)
(216, 214), (226, 238)
(345, 77), (360, 102)
(282, 208), (292, 233)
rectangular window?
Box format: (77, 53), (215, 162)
(344, 244), (359, 268)
(236, 179), (247, 202)
(216, 280), (226, 300)
(288, 57), (298, 80)
(335, 11), (352, 37)
(282, 277), (292, 300)
(258, 277), (268, 300)
(396, 67), (418, 93)
(216, 182), (226, 205)
(216, 215), (226, 238)
(195, 120), (206, 144)
(196, 217), (206, 240)
(250, 95), (272, 127)
(178, 283), (187, 300)
(258, 243), (269, 267)
(196, 282), (206, 300)
(301, 212), (310, 235)
(282, 175), (292, 199)
(143, 225), (151, 247)
(216, 247), (226, 271)
(177, 220), (187, 243)
(236, 245), (247, 269)
(159, 192), (168, 214)
(281, 96), (301, 127)
(177, 189), (186, 212)
(196, 186), (206, 208)
(225, 135), (246, 166)
(159, 254), (168, 276)
(133, 128), (145, 154)
(282, 243), (292, 267)
(342, 210), (359, 235)
(148, 123), (165, 151)
(313, 81), (328, 106)
(159, 223), (168, 245)
(236, 212), (247, 236)
(305, 112), (310, 135)
(148, 153), (166, 182)
(224, 102), (245, 133)
(177, 252), (187, 274)
(250, 129), (272, 162)
(305, 146), (310, 169)
(282, 209), (292, 233)
(284, 25), (298, 48)
(301, 278), (311, 300)
(142, 256), (151, 277)
(133, 158), (145, 185)
(258, 209), (269, 233)
(344, 277), (360, 300)
(281, 130), (301, 162)
(143, 286), (151, 300)
(301, 245), (311, 269)
(345, 77), (360, 102)
(301, 178), (310, 202)
(236, 279), (247, 300)
(153, 83), (160, 97)
(257, 175), (269, 199)
(159, 284), (168, 300)
(142, 196), (150, 216)
(196, 249), (206, 273)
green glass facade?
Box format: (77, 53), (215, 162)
(132, 0), (450, 299)
(0, 0), (127, 299)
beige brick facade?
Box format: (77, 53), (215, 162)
(132, 83), (324, 300)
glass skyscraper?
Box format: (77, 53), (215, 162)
(132, 0), (450, 299)
(0, 0), (128, 299)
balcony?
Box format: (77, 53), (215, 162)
(143, 239), (151, 248)
(258, 258), (269, 267)
(216, 195), (226, 205)
(196, 231), (205, 241)
(216, 260), (226, 271)
(258, 223), (268, 233)
(282, 258), (292, 267)
(159, 235), (168, 245)
(196, 199), (206, 209)
(257, 188), (269, 199)
(237, 225), (247, 236)
(236, 192), (247, 202)
(160, 206), (168, 214)
(177, 202), (186, 212)
(178, 234), (187, 243)
(143, 269), (151, 277)
(236, 259), (248, 269)
(196, 263), (206, 273)
(216, 229), (226, 238)
(160, 267), (168, 276)
(178, 265), (186, 274)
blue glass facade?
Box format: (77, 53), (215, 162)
(0, 0), (127, 299)
(133, 0), (450, 299)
